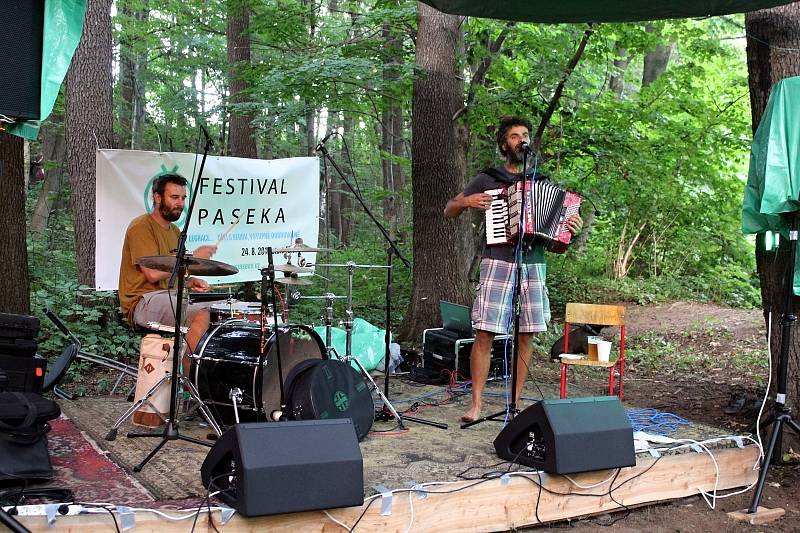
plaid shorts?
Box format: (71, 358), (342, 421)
(471, 258), (550, 334)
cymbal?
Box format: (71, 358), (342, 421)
(274, 264), (314, 274)
(275, 276), (313, 286)
(136, 255), (239, 276)
(274, 237), (330, 254)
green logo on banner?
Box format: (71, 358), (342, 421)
(333, 391), (349, 412)
(143, 165), (192, 227)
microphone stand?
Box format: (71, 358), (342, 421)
(748, 212), (800, 513)
(462, 147), (533, 429)
(316, 137), (446, 430)
(128, 127), (218, 471)
(260, 247), (288, 422)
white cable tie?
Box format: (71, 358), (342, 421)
(501, 473), (512, 486)
(45, 504), (60, 526)
(373, 484), (393, 516)
(732, 436), (744, 449)
(648, 448), (661, 458)
(405, 481), (427, 500)
(219, 507), (236, 524)
(117, 506), (136, 531)
(690, 443), (703, 453)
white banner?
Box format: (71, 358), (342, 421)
(95, 149), (320, 291)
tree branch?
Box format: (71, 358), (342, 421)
(533, 25), (594, 153)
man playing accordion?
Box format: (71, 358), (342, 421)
(444, 116), (582, 423)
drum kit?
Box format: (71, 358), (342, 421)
(115, 238), (405, 442)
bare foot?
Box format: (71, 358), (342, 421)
(461, 405), (481, 423)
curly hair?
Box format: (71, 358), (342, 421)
(496, 116), (533, 157)
(152, 173), (188, 197)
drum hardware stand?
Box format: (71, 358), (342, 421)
(748, 213), (800, 514)
(317, 135), (447, 429)
(314, 262), (447, 430)
(462, 145), (536, 430)
(229, 388), (243, 424)
(126, 125), (219, 472)
(260, 248), (288, 421)
(106, 368), (222, 441)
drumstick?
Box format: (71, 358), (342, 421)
(214, 218), (240, 247)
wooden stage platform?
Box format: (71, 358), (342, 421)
(13, 378), (761, 532)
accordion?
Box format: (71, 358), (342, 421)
(485, 179), (581, 253)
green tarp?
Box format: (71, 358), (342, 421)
(420, 0), (795, 23)
(742, 76), (800, 293)
(8, 0), (86, 140)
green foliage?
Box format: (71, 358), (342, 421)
(26, 183), (140, 390)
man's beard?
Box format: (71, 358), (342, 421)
(507, 146), (525, 166)
(160, 203), (182, 222)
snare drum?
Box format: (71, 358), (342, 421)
(209, 301), (264, 323)
(191, 322), (326, 423)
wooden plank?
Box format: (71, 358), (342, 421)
(19, 446), (759, 532)
(566, 303), (625, 326)
(728, 506), (786, 525)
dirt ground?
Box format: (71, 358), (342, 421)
(523, 301), (799, 532)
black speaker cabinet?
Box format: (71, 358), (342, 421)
(494, 396), (635, 474)
(200, 419), (364, 517)
(0, 1), (45, 120)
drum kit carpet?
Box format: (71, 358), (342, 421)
(110, 238), (404, 444)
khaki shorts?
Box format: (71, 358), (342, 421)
(132, 290), (210, 329)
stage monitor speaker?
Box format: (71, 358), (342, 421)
(494, 396), (635, 474)
(200, 419), (364, 517)
(0, 0), (45, 120)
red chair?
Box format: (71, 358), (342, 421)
(558, 303), (626, 400)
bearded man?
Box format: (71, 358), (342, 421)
(118, 173), (216, 353)
(444, 116), (582, 423)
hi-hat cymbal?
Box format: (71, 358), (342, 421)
(136, 255), (239, 276)
(274, 264), (314, 274)
(275, 276), (313, 286)
(274, 237), (330, 254)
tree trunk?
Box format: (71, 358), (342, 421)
(398, 3), (469, 344)
(608, 45), (629, 97)
(641, 24), (674, 87)
(746, 4), (800, 439)
(0, 133), (30, 314)
(30, 115), (66, 232)
(65, 0), (113, 287)
(227, 0), (258, 158)
(381, 23), (406, 239)
(338, 114), (355, 247)
(119, 4), (148, 150)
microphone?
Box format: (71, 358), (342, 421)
(314, 131), (337, 152)
(520, 141), (534, 154)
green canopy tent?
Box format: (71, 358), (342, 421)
(419, 0), (795, 23)
(742, 76), (800, 294)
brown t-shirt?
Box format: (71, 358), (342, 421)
(118, 214), (180, 322)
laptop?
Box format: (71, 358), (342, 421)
(439, 300), (473, 337)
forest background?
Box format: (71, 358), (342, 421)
(0, 1), (773, 381)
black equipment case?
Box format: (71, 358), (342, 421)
(0, 392), (61, 482)
(422, 328), (512, 379)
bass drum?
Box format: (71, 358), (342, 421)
(285, 359), (375, 441)
(192, 322), (326, 424)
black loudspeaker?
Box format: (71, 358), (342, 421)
(0, 0), (45, 120)
(200, 419), (364, 517)
(494, 396), (635, 474)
